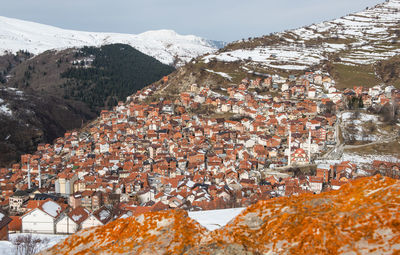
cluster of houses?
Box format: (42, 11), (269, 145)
(0, 70), (398, 238)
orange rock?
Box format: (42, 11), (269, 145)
(40, 175), (400, 255)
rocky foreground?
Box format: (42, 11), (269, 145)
(40, 175), (400, 255)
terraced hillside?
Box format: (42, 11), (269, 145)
(193, 0), (400, 89)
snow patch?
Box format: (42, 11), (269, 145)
(188, 207), (245, 231)
(72, 215), (82, 222)
(204, 69), (232, 81)
(0, 104), (12, 116)
(204, 0), (400, 69)
(99, 210), (110, 221)
(42, 201), (61, 217)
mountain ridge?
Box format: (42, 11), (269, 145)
(0, 15), (223, 66)
(209, 0), (400, 68)
(181, 0), (400, 90)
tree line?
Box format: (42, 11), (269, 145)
(61, 44), (175, 112)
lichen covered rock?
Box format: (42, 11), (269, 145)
(41, 175), (400, 255)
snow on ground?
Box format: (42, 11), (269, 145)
(341, 112), (378, 123)
(0, 16), (220, 66)
(0, 104), (12, 116)
(0, 241), (13, 255)
(0, 233), (67, 255)
(205, 69), (232, 81)
(188, 208), (245, 231)
(341, 112), (380, 141)
(203, 46), (323, 70)
(341, 153), (400, 165)
(205, 0), (400, 69)
(317, 152), (400, 167)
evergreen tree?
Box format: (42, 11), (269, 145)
(61, 44), (175, 111)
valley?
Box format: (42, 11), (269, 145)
(0, 0), (399, 254)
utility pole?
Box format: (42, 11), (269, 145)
(38, 160), (42, 189)
(27, 161), (31, 189)
(288, 125), (292, 166)
(308, 129), (312, 163)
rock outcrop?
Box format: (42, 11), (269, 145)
(40, 175), (400, 255)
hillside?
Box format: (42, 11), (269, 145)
(157, 0), (400, 90)
(0, 16), (223, 67)
(40, 175), (400, 254)
(0, 44), (174, 167)
(6, 44), (175, 110)
(0, 86), (95, 167)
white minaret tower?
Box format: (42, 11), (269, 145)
(288, 125), (292, 166)
(308, 129), (312, 163)
(27, 162), (31, 189)
(38, 161), (42, 189)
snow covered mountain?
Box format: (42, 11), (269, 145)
(204, 0), (400, 71)
(0, 16), (223, 66)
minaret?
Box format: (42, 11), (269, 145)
(308, 129), (312, 163)
(38, 161), (42, 189)
(27, 162), (31, 189)
(288, 125), (292, 166)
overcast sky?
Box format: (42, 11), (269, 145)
(0, 0), (383, 42)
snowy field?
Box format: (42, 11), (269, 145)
(340, 112), (380, 142)
(188, 207), (245, 231)
(340, 112), (378, 124)
(316, 152), (400, 170)
(204, 0), (400, 69)
(0, 233), (67, 255)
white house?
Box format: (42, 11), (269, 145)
(56, 206), (90, 234)
(281, 83), (289, 92)
(81, 207), (112, 230)
(99, 143), (110, 154)
(137, 189), (155, 204)
(56, 214), (78, 234)
(22, 200), (66, 234)
(308, 177), (323, 194)
(308, 88), (316, 99)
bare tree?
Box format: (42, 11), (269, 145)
(353, 109), (361, 119)
(365, 120), (377, 133)
(380, 101), (399, 125)
(12, 234), (49, 255)
(346, 122), (357, 144)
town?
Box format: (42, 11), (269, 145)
(0, 70), (398, 239)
